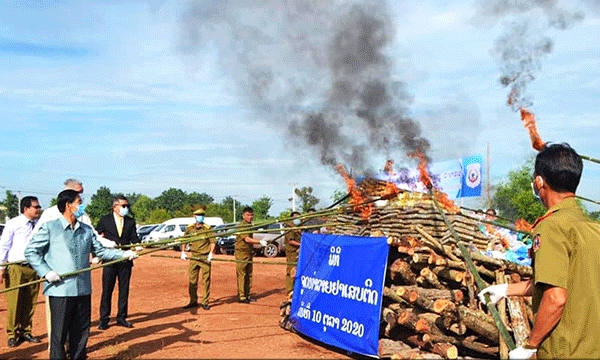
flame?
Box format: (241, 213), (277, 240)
(433, 190), (460, 214)
(409, 151), (432, 190)
(380, 182), (401, 200)
(519, 108), (546, 151)
(514, 218), (533, 232)
(335, 164), (373, 219)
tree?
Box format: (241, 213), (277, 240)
(86, 186), (114, 225)
(146, 208), (171, 224)
(187, 192), (214, 207)
(206, 203), (234, 223)
(154, 188), (187, 216)
(2, 190), (19, 219)
(491, 161), (546, 223)
(294, 186), (320, 213)
(221, 196), (246, 222)
(131, 195), (155, 224)
(252, 196), (273, 220)
(330, 188), (349, 206)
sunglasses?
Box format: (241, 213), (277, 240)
(119, 204), (129, 208)
(31, 205), (42, 209)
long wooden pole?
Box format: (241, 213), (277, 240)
(151, 254), (296, 266)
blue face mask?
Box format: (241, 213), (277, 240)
(531, 182), (542, 204)
(74, 204), (86, 218)
(292, 219), (302, 226)
(195, 215), (205, 223)
(119, 207), (129, 217)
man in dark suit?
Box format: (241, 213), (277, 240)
(96, 195), (139, 330)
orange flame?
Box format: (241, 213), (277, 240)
(335, 164), (373, 219)
(409, 151), (432, 190)
(519, 108), (546, 151)
(433, 190), (460, 214)
(514, 218), (533, 232)
(380, 182), (401, 200)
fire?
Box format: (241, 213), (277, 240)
(409, 151), (432, 190)
(335, 164), (373, 219)
(514, 218), (533, 232)
(380, 182), (401, 200)
(433, 190), (460, 214)
(519, 108), (546, 151)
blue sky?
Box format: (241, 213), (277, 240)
(1, 0), (599, 216)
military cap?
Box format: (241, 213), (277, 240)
(193, 206), (206, 215)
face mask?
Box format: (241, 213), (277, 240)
(195, 215), (205, 223)
(531, 182), (542, 204)
(119, 207), (129, 217)
(74, 204), (86, 218)
(292, 219), (302, 226)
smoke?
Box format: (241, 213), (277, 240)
(476, 0), (585, 109)
(179, 0), (429, 173)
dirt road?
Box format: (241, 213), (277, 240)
(0, 250), (351, 359)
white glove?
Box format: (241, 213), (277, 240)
(91, 257), (101, 264)
(207, 252), (213, 262)
(509, 346), (537, 359)
(180, 252), (187, 260)
(478, 283), (508, 305)
(45, 271), (62, 283)
(97, 236), (116, 248)
(122, 250), (138, 260)
(135, 246), (143, 251)
(259, 239), (268, 247)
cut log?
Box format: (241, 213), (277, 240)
(390, 259), (417, 285)
(378, 338), (418, 358)
(392, 285), (464, 303)
(456, 306), (499, 344)
(506, 296), (531, 346)
(419, 267), (445, 290)
(431, 266), (465, 283)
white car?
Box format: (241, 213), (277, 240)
(253, 222), (286, 258)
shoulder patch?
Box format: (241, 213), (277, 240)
(532, 235), (541, 253)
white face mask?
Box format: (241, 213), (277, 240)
(531, 182), (542, 204)
(292, 219), (302, 226)
(119, 207), (129, 217)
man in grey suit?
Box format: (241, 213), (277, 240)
(25, 189), (138, 360)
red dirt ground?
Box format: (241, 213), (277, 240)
(0, 250), (352, 359)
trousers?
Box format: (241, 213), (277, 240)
(99, 261), (132, 323)
(5, 264), (39, 339)
(49, 295), (91, 360)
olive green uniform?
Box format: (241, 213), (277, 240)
(234, 221), (254, 301)
(5, 264), (39, 340)
(284, 227), (301, 294)
(184, 223), (215, 306)
(531, 197), (600, 358)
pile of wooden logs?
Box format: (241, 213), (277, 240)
(378, 229), (533, 359)
(280, 183), (533, 359)
(334, 192), (492, 251)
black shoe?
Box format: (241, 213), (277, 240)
(116, 319), (133, 328)
(98, 322), (109, 330)
(247, 297), (257, 303)
(21, 334), (40, 343)
(200, 304), (210, 310)
(8, 337), (20, 347)
(238, 298), (250, 304)
(183, 302), (198, 309)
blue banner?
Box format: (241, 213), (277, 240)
(373, 154), (483, 199)
(289, 234), (389, 357)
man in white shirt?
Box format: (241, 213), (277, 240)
(0, 196), (43, 347)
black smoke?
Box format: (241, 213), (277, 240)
(179, 0), (429, 173)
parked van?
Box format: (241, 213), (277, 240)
(143, 217), (224, 243)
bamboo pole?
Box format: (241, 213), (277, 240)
(576, 194), (600, 206)
(151, 254), (296, 266)
(581, 154), (600, 165)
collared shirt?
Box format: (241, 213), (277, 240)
(531, 197), (600, 358)
(185, 223), (215, 255)
(25, 216), (125, 297)
(0, 214), (37, 266)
